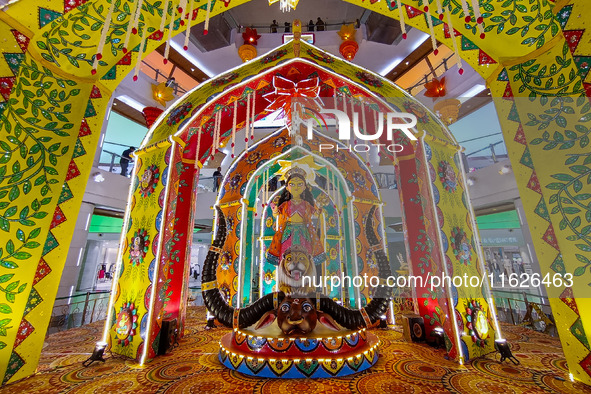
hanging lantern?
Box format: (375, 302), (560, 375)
(424, 77), (447, 100)
(151, 82), (175, 107)
(339, 40), (359, 61)
(242, 28), (261, 46)
(434, 99), (461, 126)
(238, 44), (258, 62)
(142, 107), (164, 128)
(338, 24), (358, 61)
(338, 24), (356, 41)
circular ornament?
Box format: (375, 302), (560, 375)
(438, 161), (457, 193)
(139, 165), (160, 198)
(129, 229), (149, 266)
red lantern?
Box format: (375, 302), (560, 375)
(424, 77), (447, 100)
(339, 40), (359, 61)
(142, 107), (164, 128)
(242, 28), (261, 46)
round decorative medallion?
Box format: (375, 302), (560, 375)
(139, 164), (160, 198)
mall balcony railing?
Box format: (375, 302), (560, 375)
(48, 291), (111, 334)
(492, 289), (556, 336)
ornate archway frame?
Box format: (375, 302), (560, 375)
(0, 0), (589, 385)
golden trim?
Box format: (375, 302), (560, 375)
(201, 281), (218, 291)
(354, 198), (382, 206)
(0, 10), (34, 38)
(182, 158), (196, 164)
(170, 135), (187, 147)
(499, 33), (564, 68)
(219, 201), (242, 208)
(552, 0), (572, 14)
(485, 63), (507, 88)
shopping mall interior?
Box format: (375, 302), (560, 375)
(0, 0), (590, 392)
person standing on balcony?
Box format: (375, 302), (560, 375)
(316, 17), (325, 32)
(213, 166), (223, 192)
(120, 146), (135, 177)
(308, 20), (315, 32)
(270, 20), (278, 33)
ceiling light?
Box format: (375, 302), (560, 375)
(117, 95), (146, 112)
(459, 84), (486, 102)
(405, 61), (409, 65)
(191, 68), (195, 72)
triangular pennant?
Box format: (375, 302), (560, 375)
(519, 147), (534, 169)
(84, 100), (97, 118)
(39, 8), (63, 28)
(90, 85), (102, 99)
(64, 0), (86, 13)
(542, 224), (560, 250)
(559, 286), (578, 313)
(3, 53), (26, 75)
(255, 80), (270, 91)
(72, 138), (86, 159)
(405, 5), (423, 19)
(10, 30), (30, 53)
(58, 182), (74, 204)
(461, 36), (479, 51)
(580, 353), (591, 376)
(513, 124), (527, 145)
(563, 30), (584, 55)
(443, 23), (461, 39)
(478, 50), (497, 65)
(116, 51), (133, 66)
(78, 118), (91, 137)
(65, 160), (81, 181)
(570, 318), (590, 350)
(526, 171), (542, 194)
(0, 77), (15, 101)
(534, 198), (550, 221)
(13, 319), (34, 348)
(33, 258), (52, 286)
(574, 56), (591, 82)
(497, 68), (509, 82)
(23, 287), (43, 316)
(286, 67), (302, 77)
(508, 103), (520, 122)
(2, 352), (25, 384)
(101, 66), (117, 81)
(555, 5), (573, 29)
(322, 78), (336, 90)
(42, 231), (59, 256)
(50, 205), (67, 229)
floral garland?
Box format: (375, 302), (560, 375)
(211, 72), (239, 87)
(166, 102), (193, 126)
(306, 48), (335, 64)
(261, 49), (288, 64)
(356, 71), (383, 87)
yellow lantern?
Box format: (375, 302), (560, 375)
(238, 44), (258, 63)
(433, 99), (462, 126)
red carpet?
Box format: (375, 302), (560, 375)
(2, 306), (589, 393)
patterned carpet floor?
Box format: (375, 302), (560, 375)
(2, 306), (590, 393)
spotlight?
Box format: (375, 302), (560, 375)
(165, 77), (176, 88)
(83, 341), (108, 367)
(430, 327), (446, 349)
(495, 339), (519, 365)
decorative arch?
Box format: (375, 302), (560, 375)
(0, 0), (589, 386)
